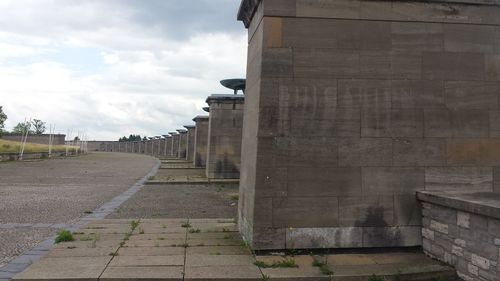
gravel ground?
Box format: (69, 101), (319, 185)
(0, 152), (156, 267)
(107, 183), (239, 219)
(0, 228), (55, 267)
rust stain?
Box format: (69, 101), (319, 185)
(264, 17), (282, 48)
(447, 139), (500, 165)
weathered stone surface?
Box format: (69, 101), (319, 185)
(339, 196), (394, 227)
(361, 167), (424, 195)
(447, 139), (500, 166)
(391, 80), (444, 108)
(205, 95), (244, 179)
(272, 197), (338, 227)
(338, 138), (392, 166)
(286, 227), (363, 248)
(425, 167), (493, 191)
(193, 116), (209, 167)
(393, 138), (446, 166)
(238, 0), (500, 251)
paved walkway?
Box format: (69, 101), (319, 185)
(0, 153), (159, 280)
(12, 218), (456, 281)
(7, 157), (457, 280)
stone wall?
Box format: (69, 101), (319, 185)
(171, 134), (180, 158)
(185, 126), (196, 162)
(418, 191), (500, 281)
(205, 95), (244, 179)
(178, 130), (188, 159)
(237, 0), (500, 250)
(193, 116), (209, 167)
(164, 137), (173, 157)
(2, 134), (66, 146)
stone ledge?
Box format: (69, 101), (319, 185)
(205, 94), (245, 105)
(417, 191), (500, 220)
(237, 0), (500, 28)
(192, 115), (209, 122)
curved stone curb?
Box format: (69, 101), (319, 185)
(0, 157), (161, 281)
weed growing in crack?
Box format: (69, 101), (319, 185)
(54, 229), (74, 244)
(254, 258), (298, 268)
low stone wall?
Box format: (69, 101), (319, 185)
(418, 191), (500, 281)
(0, 151), (79, 162)
(2, 134), (66, 145)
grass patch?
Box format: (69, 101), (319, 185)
(188, 228), (201, 233)
(54, 229), (75, 243)
(0, 139), (79, 154)
(109, 252), (119, 257)
(254, 258), (298, 268)
(181, 222), (191, 228)
(230, 195), (239, 201)
(148, 176), (155, 180)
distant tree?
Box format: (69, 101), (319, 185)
(0, 106), (7, 136)
(74, 136), (80, 142)
(119, 134), (142, 142)
(12, 121), (33, 135)
(31, 119), (46, 135)
(143, 136), (147, 141)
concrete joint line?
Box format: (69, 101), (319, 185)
(0, 158), (161, 280)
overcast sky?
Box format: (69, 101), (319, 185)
(0, 0), (247, 140)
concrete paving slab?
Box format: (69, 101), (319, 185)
(109, 255), (184, 267)
(187, 239), (244, 247)
(124, 239), (186, 247)
(183, 265), (262, 281)
(187, 232), (241, 240)
(186, 246), (252, 255)
(12, 256), (111, 280)
(46, 246), (119, 257)
(117, 247), (185, 256)
(327, 254), (378, 266)
(52, 239), (122, 249)
(134, 226), (187, 234)
(260, 267), (331, 281)
(100, 266), (184, 280)
(127, 233), (186, 241)
(185, 254), (255, 267)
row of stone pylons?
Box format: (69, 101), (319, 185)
(99, 79), (245, 180)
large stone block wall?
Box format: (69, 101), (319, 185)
(193, 116), (209, 167)
(185, 126), (196, 162)
(206, 95), (245, 179)
(418, 192), (500, 281)
(238, 0), (500, 250)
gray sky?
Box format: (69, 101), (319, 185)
(0, 0), (247, 140)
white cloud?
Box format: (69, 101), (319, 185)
(0, 0), (247, 140)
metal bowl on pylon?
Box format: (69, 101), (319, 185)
(220, 79), (245, 95)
